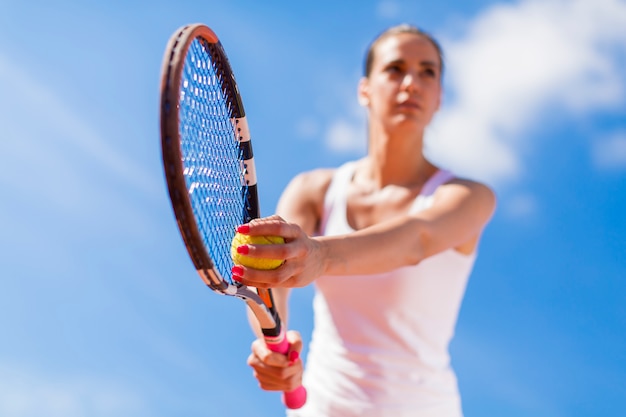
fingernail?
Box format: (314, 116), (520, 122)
(237, 245), (249, 255)
(288, 351), (299, 365)
(232, 266), (244, 276)
(237, 224), (250, 233)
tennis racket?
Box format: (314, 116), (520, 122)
(159, 23), (306, 409)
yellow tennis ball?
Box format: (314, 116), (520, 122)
(230, 232), (285, 270)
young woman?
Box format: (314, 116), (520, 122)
(231, 24), (496, 417)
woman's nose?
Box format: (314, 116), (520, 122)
(402, 72), (419, 93)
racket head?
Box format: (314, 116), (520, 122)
(160, 23), (257, 295)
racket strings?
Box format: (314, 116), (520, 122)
(178, 38), (246, 283)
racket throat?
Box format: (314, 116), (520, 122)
(243, 297), (280, 331)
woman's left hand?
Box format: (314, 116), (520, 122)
(231, 215), (327, 288)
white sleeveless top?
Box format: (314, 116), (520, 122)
(288, 162), (475, 417)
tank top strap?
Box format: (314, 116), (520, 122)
(320, 161), (358, 235)
(411, 169), (456, 213)
(322, 161), (356, 210)
(420, 169), (456, 197)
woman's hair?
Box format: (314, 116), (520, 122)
(363, 24), (444, 79)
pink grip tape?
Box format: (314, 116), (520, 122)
(265, 331), (307, 409)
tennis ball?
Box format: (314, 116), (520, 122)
(230, 232), (285, 270)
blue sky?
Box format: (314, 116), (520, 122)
(1, 0), (625, 416)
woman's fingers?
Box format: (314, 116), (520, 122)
(233, 216), (325, 288)
(248, 337), (304, 392)
(238, 216), (303, 241)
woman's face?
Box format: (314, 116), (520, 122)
(359, 33), (442, 131)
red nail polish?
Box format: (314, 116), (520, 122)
(237, 224), (250, 233)
(288, 351), (299, 364)
(232, 266), (244, 276)
(237, 245), (249, 255)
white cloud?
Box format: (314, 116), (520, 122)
(592, 130), (626, 169)
(321, 79), (368, 154)
(295, 116), (321, 140)
(427, 0), (626, 186)
(325, 118), (367, 154)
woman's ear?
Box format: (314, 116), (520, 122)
(358, 77), (370, 107)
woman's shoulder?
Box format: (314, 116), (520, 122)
(295, 159), (363, 196)
(447, 176), (496, 198)
(290, 167), (336, 192)
(436, 173), (497, 214)
(430, 164), (494, 195)
(280, 167), (337, 210)
(277, 167), (340, 232)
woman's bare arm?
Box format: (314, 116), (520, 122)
(236, 179), (496, 288)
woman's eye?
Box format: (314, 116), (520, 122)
(423, 68), (436, 78)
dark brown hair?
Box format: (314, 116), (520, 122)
(363, 24), (444, 79)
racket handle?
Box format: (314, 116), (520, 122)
(264, 332), (307, 409)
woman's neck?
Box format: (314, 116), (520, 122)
(360, 129), (437, 189)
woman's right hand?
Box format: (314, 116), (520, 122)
(247, 330), (304, 393)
